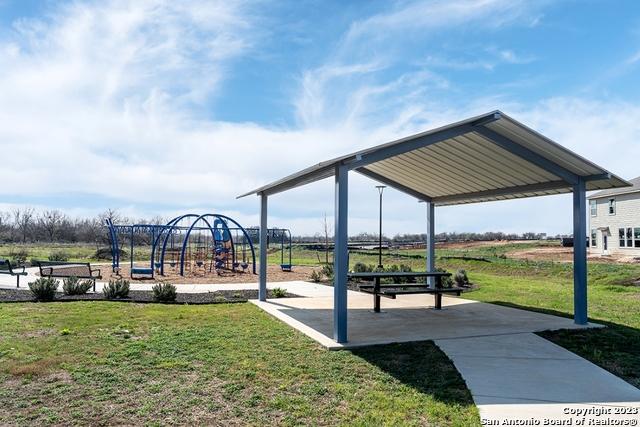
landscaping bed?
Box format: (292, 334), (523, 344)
(0, 288), (299, 304)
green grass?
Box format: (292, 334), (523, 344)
(0, 302), (478, 426)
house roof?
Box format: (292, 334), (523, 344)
(588, 176), (640, 200)
(238, 110), (631, 206)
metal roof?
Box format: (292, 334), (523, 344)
(588, 176), (640, 200)
(238, 110), (631, 206)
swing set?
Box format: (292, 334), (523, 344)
(105, 213), (273, 279)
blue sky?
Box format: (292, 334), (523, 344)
(0, 0), (639, 236)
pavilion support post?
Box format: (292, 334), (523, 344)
(333, 164), (349, 343)
(259, 193), (268, 302)
(426, 201), (435, 287)
(572, 179), (588, 325)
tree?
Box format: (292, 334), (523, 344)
(12, 207), (35, 243)
(321, 213), (332, 265)
(39, 210), (65, 241)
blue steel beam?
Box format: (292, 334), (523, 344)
(334, 164), (349, 343)
(474, 126), (580, 185)
(345, 124), (482, 171)
(259, 194), (268, 301)
(426, 201), (435, 287)
(355, 167), (433, 201)
(573, 179), (588, 324)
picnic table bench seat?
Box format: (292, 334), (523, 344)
(0, 259), (28, 287)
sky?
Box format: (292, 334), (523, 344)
(0, 0), (639, 237)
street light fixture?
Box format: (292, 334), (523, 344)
(376, 185), (386, 268)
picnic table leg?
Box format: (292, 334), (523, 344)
(16, 275), (20, 288)
(435, 293), (442, 310)
(374, 277), (381, 313)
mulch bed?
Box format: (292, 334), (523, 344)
(0, 288), (300, 304)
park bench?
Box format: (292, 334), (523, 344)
(37, 261), (101, 291)
(0, 259), (28, 288)
(348, 271), (464, 312)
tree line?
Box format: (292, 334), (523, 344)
(0, 207), (553, 245)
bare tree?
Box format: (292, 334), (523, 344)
(39, 210), (65, 241)
(12, 207), (35, 243)
(321, 213), (332, 265)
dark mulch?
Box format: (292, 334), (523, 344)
(0, 288), (300, 304)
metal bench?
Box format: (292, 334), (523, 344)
(0, 259), (28, 287)
(37, 261), (101, 291)
(348, 271), (464, 311)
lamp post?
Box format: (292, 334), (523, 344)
(376, 185), (386, 268)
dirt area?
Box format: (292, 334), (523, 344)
(507, 247), (640, 264)
(436, 240), (533, 249)
(102, 263), (319, 284)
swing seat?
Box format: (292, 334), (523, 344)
(196, 261), (204, 267)
(131, 267), (153, 278)
(241, 262), (249, 271)
(280, 264), (293, 272)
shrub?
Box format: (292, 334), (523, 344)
(321, 263), (334, 280)
(152, 282), (177, 302)
(48, 250), (70, 262)
(28, 277), (58, 301)
(60, 328), (71, 336)
(271, 287), (287, 298)
(11, 249), (28, 266)
(435, 268), (454, 288)
(353, 262), (372, 273)
(399, 264), (415, 283)
(93, 247), (127, 260)
(453, 269), (469, 286)
(103, 278), (130, 299)
(62, 276), (93, 295)
(29, 258), (40, 267)
(309, 270), (322, 283)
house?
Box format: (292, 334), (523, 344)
(588, 176), (640, 256)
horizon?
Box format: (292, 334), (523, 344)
(1, 1), (639, 237)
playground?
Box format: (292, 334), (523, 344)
(105, 213), (296, 283)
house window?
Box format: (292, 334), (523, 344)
(619, 227), (636, 248)
(590, 200), (597, 217)
(591, 229), (597, 247)
(608, 198), (616, 215)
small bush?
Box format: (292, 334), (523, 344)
(309, 270), (322, 283)
(60, 328), (71, 336)
(48, 250), (70, 262)
(453, 269), (469, 286)
(152, 282), (177, 302)
(11, 249), (28, 265)
(29, 258), (40, 267)
(435, 268), (454, 288)
(353, 262), (372, 273)
(28, 277), (58, 301)
(93, 247), (127, 260)
(62, 276), (93, 295)
(271, 287), (287, 298)
(103, 278), (130, 299)
(321, 263), (334, 279)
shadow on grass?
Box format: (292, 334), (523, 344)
(350, 340), (476, 406)
(485, 300), (640, 389)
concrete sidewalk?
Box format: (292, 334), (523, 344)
(436, 333), (640, 423)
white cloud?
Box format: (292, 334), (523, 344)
(1, 0), (638, 239)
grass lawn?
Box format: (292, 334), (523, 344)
(0, 302), (479, 426)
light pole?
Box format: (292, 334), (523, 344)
(376, 185), (386, 268)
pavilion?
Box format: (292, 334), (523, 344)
(239, 110), (630, 344)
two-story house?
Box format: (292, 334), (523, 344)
(588, 176), (640, 256)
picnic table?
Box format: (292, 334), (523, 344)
(347, 271), (464, 312)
